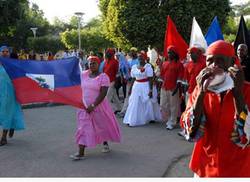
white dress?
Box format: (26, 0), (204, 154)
(123, 63), (162, 126)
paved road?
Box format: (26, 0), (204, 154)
(0, 105), (193, 177)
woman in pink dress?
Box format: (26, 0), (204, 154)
(70, 56), (121, 160)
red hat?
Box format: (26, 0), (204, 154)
(105, 48), (115, 56)
(167, 45), (179, 55)
(188, 47), (199, 54)
(206, 40), (241, 66)
(88, 56), (101, 65)
(207, 40), (235, 57)
(139, 52), (148, 61)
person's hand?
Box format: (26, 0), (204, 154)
(128, 89), (132, 96)
(172, 82), (181, 96)
(148, 90), (153, 98)
(86, 104), (95, 113)
(231, 116), (248, 148)
(121, 76), (125, 84)
(228, 66), (244, 96)
(196, 67), (213, 92)
(172, 87), (178, 96)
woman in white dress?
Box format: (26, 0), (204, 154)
(123, 52), (162, 126)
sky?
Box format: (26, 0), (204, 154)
(29, 0), (248, 24)
(29, 0), (101, 23)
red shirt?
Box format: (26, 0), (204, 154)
(160, 60), (184, 90)
(103, 58), (119, 82)
(184, 55), (206, 94)
(181, 83), (250, 177)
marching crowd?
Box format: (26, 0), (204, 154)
(1, 40), (250, 177)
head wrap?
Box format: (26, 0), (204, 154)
(105, 48), (115, 56)
(0, 46), (9, 52)
(130, 47), (138, 52)
(188, 47), (199, 54)
(206, 40), (240, 66)
(207, 40), (235, 57)
(167, 45), (179, 55)
(88, 56), (101, 65)
(139, 52), (148, 61)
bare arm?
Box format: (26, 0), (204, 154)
(229, 67), (247, 114)
(148, 77), (153, 98)
(191, 67), (212, 130)
(86, 86), (109, 113)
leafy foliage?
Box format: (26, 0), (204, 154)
(232, 0), (250, 16)
(100, 0), (231, 51)
(27, 36), (65, 54)
(0, 1), (50, 49)
(0, 0), (29, 44)
(60, 18), (113, 53)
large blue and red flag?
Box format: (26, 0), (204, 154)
(0, 57), (84, 109)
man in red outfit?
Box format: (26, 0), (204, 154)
(160, 45), (184, 130)
(183, 47), (206, 96)
(178, 47), (206, 137)
(103, 48), (122, 113)
(180, 40), (250, 177)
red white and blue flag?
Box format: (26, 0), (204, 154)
(0, 57), (84, 109)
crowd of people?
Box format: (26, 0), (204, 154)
(1, 40), (250, 177)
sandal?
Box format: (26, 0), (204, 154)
(69, 153), (85, 161)
(0, 138), (7, 146)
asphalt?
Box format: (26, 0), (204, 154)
(0, 103), (194, 177)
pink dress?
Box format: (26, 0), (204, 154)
(76, 70), (121, 147)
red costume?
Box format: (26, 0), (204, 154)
(183, 48), (206, 94)
(103, 49), (119, 82)
(181, 41), (250, 177)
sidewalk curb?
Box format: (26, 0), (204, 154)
(162, 154), (193, 177)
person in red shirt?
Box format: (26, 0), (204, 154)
(160, 45), (184, 130)
(183, 47), (206, 96)
(178, 47), (206, 137)
(103, 48), (122, 113)
(180, 40), (250, 177)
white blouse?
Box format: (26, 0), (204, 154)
(131, 63), (153, 80)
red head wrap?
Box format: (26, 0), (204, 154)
(207, 40), (235, 57)
(206, 40), (240, 66)
(88, 56), (101, 65)
(167, 45), (179, 55)
(139, 52), (148, 61)
(105, 48), (115, 56)
(188, 47), (199, 54)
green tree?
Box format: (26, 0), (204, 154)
(98, 0), (110, 18)
(100, 0), (231, 51)
(60, 18), (113, 52)
(232, 0), (250, 16)
(0, 1), (50, 49)
(0, 0), (29, 44)
(27, 35), (65, 54)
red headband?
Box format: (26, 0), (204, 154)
(105, 48), (115, 56)
(188, 47), (199, 54)
(88, 56), (101, 65)
(167, 45), (179, 55)
(139, 52), (148, 61)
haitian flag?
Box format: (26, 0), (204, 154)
(0, 57), (84, 109)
